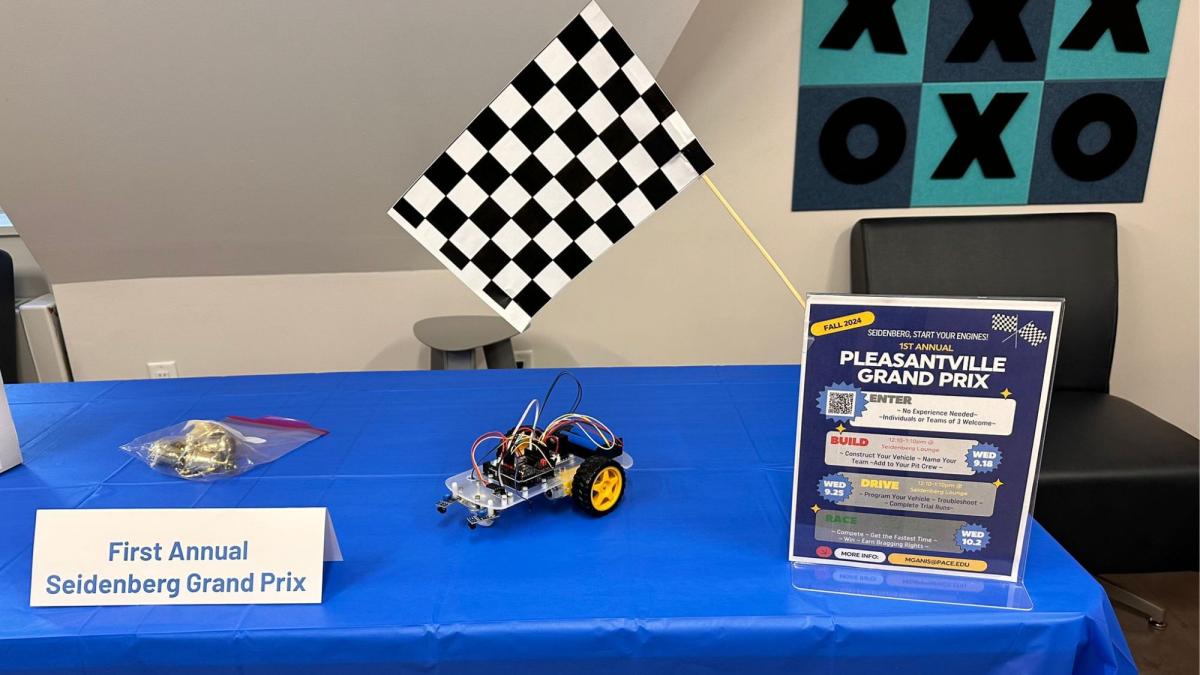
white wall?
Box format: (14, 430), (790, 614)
(53, 272), (485, 376)
(14, 1), (1200, 436)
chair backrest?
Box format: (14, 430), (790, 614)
(0, 250), (14, 383)
(850, 212), (1118, 392)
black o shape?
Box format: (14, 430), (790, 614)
(818, 97), (907, 185)
(1051, 93), (1137, 182)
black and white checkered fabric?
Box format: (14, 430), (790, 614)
(388, 1), (712, 331)
(1018, 322), (1048, 347)
(991, 314), (1018, 333)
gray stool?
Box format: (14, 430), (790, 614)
(413, 316), (519, 370)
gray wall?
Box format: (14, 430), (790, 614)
(0, 0), (698, 282)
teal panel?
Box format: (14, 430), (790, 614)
(800, 0), (930, 85)
(910, 81), (1044, 206)
(1045, 0), (1180, 80)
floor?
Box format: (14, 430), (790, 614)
(1105, 572), (1198, 674)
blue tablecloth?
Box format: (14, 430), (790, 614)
(0, 366), (1134, 674)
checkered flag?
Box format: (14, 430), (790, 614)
(999, 313), (1049, 348)
(1017, 322), (1048, 347)
(389, 2), (712, 331)
(991, 314), (1018, 333)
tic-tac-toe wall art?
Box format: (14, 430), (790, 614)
(792, 0), (1181, 211)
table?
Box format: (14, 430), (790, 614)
(0, 366), (1134, 674)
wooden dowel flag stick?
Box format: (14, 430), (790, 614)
(702, 174), (806, 310)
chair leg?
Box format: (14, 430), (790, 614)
(1099, 576), (1167, 631)
(482, 339), (516, 369)
(430, 348), (476, 370)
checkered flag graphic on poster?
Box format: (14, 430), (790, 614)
(991, 314), (1018, 333)
(998, 313), (1049, 348)
(389, 1), (713, 331)
(1017, 322), (1048, 347)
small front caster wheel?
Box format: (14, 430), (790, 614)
(572, 456), (625, 516)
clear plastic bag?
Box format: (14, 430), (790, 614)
(121, 416), (327, 480)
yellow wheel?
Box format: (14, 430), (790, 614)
(572, 456), (626, 516)
(590, 466), (623, 511)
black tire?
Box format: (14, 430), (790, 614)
(572, 455), (625, 516)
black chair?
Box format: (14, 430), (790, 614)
(0, 250), (15, 384)
(851, 212), (1198, 628)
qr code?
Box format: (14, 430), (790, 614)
(826, 390), (857, 417)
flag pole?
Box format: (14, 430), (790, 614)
(701, 174), (806, 309)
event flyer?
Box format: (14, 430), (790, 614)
(789, 295), (1063, 582)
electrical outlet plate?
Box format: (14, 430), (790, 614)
(514, 350), (533, 369)
(147, 361), (178, 379)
